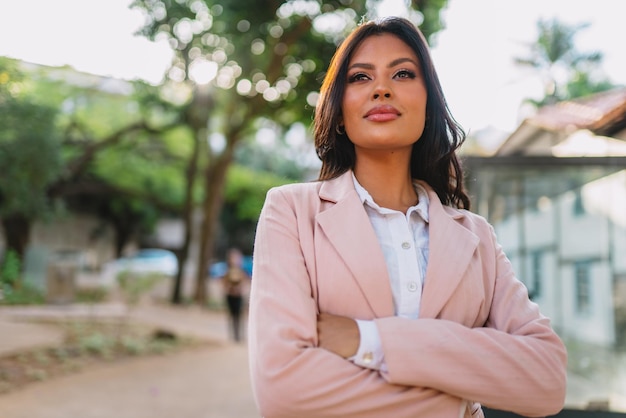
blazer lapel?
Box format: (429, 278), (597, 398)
(419, 185), (480, 319)
(316, 173), (394, 318)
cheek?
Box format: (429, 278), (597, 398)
(341, 96), (360, 126)
(341, 92), (355, 112)
(407, 87), (427, 108)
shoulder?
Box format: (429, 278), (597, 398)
(449, 206), (489, 227)
(447, 205), (493, 229)
(265, 171), (354, 205)
(418, 179), (493, 234)
(261, 181), (324, 217)
(416, 181), (489, 226)
(444, 206), (498, 248)
(268, 180), (322, 197)
(265, 181), (323, 205)
(417, 180), (492, 231)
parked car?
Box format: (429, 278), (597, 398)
(209, 255), (253, 279)
(101, 248), (179, 285)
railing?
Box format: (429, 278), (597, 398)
(484, 407), (626, 417)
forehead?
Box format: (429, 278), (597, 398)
(349, 33), (418, 63)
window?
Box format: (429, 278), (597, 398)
(573, 189), (585, 216)
(529, 251), (542, 300)
(574, 260), (592, 314)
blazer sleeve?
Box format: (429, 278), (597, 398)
(248, 187), (465, 418)
(376, 222), (568, 417)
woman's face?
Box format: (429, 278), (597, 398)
(341, 33), (427, 155)
(227, 250), (242, 267)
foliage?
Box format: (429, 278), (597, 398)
(234, 121), (319, 181)
(75, 287), (110, 304)
(224, 164), (296, 221)
(0, 249), (45, 306)
(514, 18), (614, 106)
(93, 136), (186, 209)
(218, 164), (296, 254)
(0, 57), (191, 262)
(131, 0), (447, 129)
(116, 271), (164, 307)
(410, 0), (449, 45)
(0, 282), (45, 306)
(0, 250), (21, 287)
(0, 98), (61, 218)
(0, 57), (22, 90)
(0, 320), (187, 394)
(0, 59), (63, 221)
(54, 78), (186, 213)
(564, 70), (616, 100)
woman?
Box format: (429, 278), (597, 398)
(222, 248), (249, 342)
(248, 17), (567, 418)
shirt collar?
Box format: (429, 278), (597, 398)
(352, 172), (430, 222)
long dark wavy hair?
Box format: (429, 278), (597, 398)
(314, 17), (470, 210)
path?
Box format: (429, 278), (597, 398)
(0, 300), (259, 418)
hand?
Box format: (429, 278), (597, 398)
(317, 312), (360, 358)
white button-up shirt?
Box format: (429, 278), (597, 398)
(350, 174), (430, 371)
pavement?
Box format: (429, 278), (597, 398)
(0, 296), (259, 418)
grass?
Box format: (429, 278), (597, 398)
(0, 318), (198, 394)
(0, 272), (219, 394)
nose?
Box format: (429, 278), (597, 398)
(372, 85), (391, 100)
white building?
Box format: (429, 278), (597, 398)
(466, 87), (626, 347)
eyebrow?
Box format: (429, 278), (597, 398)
(348, 57), (419, 71)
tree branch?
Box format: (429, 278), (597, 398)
(63, 120), (179, 181)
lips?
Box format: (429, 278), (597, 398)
(364, 105), (400, 122)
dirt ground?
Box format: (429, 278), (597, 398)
(0, 300), (259, 418)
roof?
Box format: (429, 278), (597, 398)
(532, 88), (626, 134)
(496, 87), (626, 156)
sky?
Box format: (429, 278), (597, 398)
(1, 0), (625, 135)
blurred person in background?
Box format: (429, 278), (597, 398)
(221, 248), (249, 342)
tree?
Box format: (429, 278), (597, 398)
(0, 58), (185, 273)
(219, 164), (296, 255)
(0, 58), (62, 263)
(131, 0), (451, 304)
(48, 90), (183, 258)
(564, 69), (615, 100)
(514, 18), (613, 106)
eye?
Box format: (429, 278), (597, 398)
(348, 72), (370, 83)
(394, 69), (416, 79)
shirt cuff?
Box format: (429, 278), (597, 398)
(349, 319), (385, 371)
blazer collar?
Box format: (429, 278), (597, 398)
(318, 170), (356, 203)
(417, 180), (480, 319)
(317, 171), (479, 319)
(317, 171), (394, 317)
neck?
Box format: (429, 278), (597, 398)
(353, 149), (417, 212)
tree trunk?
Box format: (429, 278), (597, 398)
(1, 214), (32, 267)
(194, 140), (238, 304)
(175, 85), (213, 305)
(111, 215), (136, 258)
(170, 131), (202, 304)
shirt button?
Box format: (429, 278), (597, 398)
(401, 241), (411, 249)
(362, 352), (373, 364)
(407, 282), (418, 292)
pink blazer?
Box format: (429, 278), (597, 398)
(248, 171), (567, 418)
